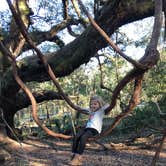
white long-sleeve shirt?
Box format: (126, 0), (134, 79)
(86, 104), (109, 133)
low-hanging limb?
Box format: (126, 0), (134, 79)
(98, 74), (144, 139)
(0, 40), (72, 139)
(88, 68), (145, 141)
(95, 51), (145, 138)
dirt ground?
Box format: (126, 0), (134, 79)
(2, 135), (166, 166)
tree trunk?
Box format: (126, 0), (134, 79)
(0, 123), (7, 141)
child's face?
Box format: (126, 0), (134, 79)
(90, 100), (100, 112)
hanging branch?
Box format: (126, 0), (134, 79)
(77, 0), (146, 70)
(154, 102), (166, 116)
(114, 32), (127, 111)
(0, 40), (72, 139)
(97, 54), (126, 111)
(115, 31), (120, 84)
(99, 74), (143, 138)
(96, 55), (112, 92)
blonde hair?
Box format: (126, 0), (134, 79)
(89, 95), (105, 108)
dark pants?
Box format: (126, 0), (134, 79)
(72, 127), (99, 154)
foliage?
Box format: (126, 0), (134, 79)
(142, 50), (166, 101)
(114, 101), (165, 135)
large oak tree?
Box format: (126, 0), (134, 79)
(0, 0), (165, 141)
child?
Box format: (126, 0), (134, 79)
(69, 95), (109, 166)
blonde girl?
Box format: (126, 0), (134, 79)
(69, 95), (109, 165)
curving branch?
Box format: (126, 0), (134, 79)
(0, 40), (72, 139)
(77, 0), (146, 70)
(99, 74), (143, 139)
(8, 0), (33, 57)
(96, 55), (112, 92)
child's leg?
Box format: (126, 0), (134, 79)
(72, 128), (86, 153)
(76, 129), (94, 154)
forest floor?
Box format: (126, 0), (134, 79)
(1, 133), (166, 166)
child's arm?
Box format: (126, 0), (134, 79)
(79, 108), (90, 115)
(103, 104), (110, 115)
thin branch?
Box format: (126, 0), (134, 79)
(71, 0), (81, 17)
(96, 55), (112, 92)
(77, 0), (146, 70)
(71, 0), (89, 28)
(154, 102), (166, 116)
(97, 74), (143, 139)
(62, 0), (81, 37)
(150, 129), (166, 166)
(62, 0), (69, 19)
